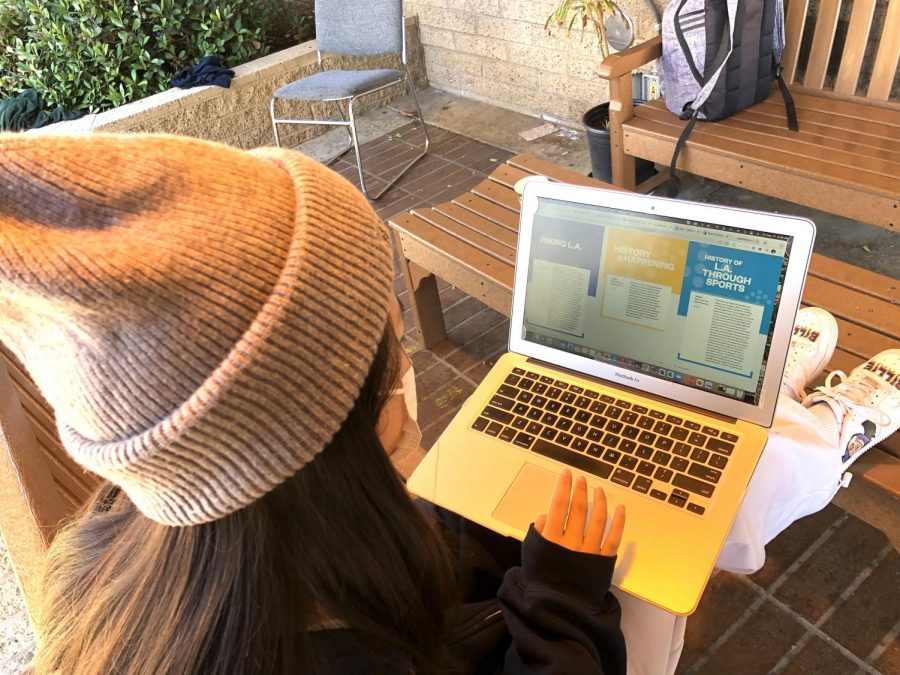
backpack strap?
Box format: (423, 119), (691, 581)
(773, 0), (799, 131)
(775, 64), (799, 131)
(665, 110), (700, 197)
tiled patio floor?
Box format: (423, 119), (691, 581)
(360, 122), (899, 674)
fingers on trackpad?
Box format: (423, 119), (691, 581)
(492, 463), (560, 534)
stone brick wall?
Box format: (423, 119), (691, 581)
(404, 0), (664, 123)
(40, 17), (426, 150)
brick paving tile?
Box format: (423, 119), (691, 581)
(405, 164), (477, 199)
(446, 322), (509, 374)
(372, 185), (419, 214)
(750, 503), (845, 589)
(464, 358), (496, 385)
(774, 515), (890, 624)
(820, 547), (899, 659)
(428, 131), (471, 157)
(454, 142), (513, 169)
(415, 360), (460, 401)
(421, 407), (463, 450)
(391, 154), (454, 191)
(392, 272), (407, 297)
(441, 138), (495, 163)
(417, 377), (476, 433)
(376, 192), (424, 221)
(874, 637), (900, 674)
(676, 572), (761, 672)
(443, 308), (508, 349)
(442, 295), (488, 332)
(366, 143), (425, 176)
(779, 636), (861, 675)
(423, 168), (484, 200)
(359, 129), (408, 153)
(469, 153), (512, 175)
(408, 345), (440, 377)
(693, 599), (806, 675)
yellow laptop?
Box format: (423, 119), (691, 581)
(407, 181), (815, 615)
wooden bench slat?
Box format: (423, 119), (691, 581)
(808, 254), (899, 305)
(434, 202), (520, 245)
(391, 212), (516, 291)
(412, 208), (517, 264)
(788, 89), (900, 127)
(752, 99), (900, 138)
(723, 106), (900, 155)
(636, 99), (900, 155)
(714, 114), (900, 165)
(453, 192), (520, 229)
(634, 104), (900, 179)
(834, 0), (878, 96)
(732, 114), (900, 163)
(487, 163), (534, 190)
(801, 275), (900, 338)
(867, 0), (900, 100)
(627, 112), (900, 197)
(424, 203), (518, 252)
(782, 0), (809, 83)
(40, 439), (98, 504)
(470, 179), (521, 211)
(803, 0), (843, 89)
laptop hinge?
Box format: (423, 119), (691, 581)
(524, 357), (739, 425)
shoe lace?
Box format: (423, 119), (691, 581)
(814, 370), (892, 429)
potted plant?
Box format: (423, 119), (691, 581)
(546, 0), (656, 184)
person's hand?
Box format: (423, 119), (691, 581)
(534, 470), (625, 557)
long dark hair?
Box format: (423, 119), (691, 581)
(34, 326), (458, 674)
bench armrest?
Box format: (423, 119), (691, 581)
(598, 35), (662, 80)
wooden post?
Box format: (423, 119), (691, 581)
(609, 75), (637, 190)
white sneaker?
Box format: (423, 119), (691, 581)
(805, 349), (900, 472)
(780, 307), (838, 400)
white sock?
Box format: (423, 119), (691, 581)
(807, 401), (841, 448)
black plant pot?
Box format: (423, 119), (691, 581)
(583, 102), (657, 185)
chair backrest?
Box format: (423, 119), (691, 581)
(781, 0), (900, 105)
(315, 0), (404, 58)
(0, 342), (99, 621)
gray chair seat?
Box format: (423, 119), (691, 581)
(274, 69), (403, 101)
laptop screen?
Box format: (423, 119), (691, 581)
(521, 197), (793, 407)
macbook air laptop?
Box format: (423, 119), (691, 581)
(407, 180), (815, 615)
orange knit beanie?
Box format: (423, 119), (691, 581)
(0, 133), (392, 526)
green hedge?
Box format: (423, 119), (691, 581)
(0, 0), (273, 112)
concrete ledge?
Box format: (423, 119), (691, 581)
(33, 16), (426, 150)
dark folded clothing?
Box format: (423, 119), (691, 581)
(0, 89), (82, 132)
(171, 55), (235, 89)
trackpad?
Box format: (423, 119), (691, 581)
(492, 463), (559, 535)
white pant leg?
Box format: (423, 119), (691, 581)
(716, 395), (841, 573)
(614, 588), (687, 675)
(617, 395), (841, 674)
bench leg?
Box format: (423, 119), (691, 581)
(393, 237), (447, 349)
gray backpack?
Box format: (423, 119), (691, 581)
(659, 0), (798, 190)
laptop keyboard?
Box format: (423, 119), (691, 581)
(471, 367), (740, 516)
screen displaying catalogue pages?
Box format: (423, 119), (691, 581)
(522, 199), (790, 405)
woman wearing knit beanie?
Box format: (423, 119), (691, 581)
(0, 134), (626, 674)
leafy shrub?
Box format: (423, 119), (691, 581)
(0, 0), (272, 112)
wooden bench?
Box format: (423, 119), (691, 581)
(0, 343), (100, 619)
(598, 0), (900, 230)
(388, 154), (900, 503)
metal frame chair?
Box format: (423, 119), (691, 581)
(269, 0), (428, 200)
